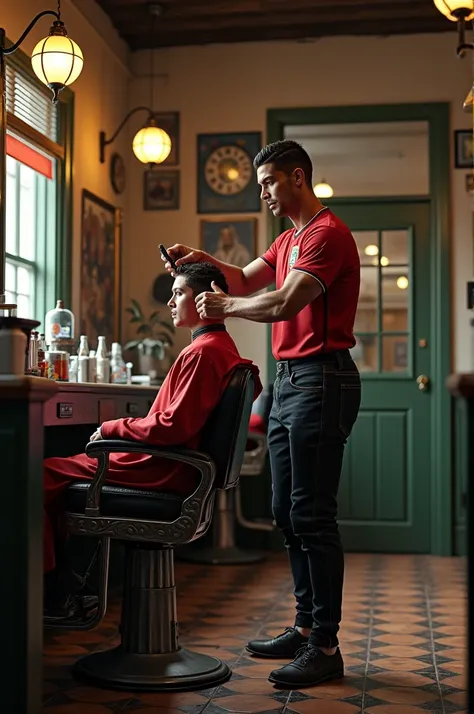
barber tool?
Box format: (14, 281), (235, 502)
(159, 244), (177, 272)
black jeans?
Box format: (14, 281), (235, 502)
(268, 350), (361, 648)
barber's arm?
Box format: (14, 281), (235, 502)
(162, 243), (275, 297)
(197, 270), (322, 323)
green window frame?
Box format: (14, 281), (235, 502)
(5, 43), (74, 325)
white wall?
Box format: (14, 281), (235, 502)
(3, 0), (132, 323)
(127, 32), (474, 381)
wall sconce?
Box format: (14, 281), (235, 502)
(0, 0), (83, 308)
(99, 107), (172, 166)
(433, 1), (474, 56)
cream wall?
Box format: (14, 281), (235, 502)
(3, 0), (132, 322)
(127, 32), (474, 382)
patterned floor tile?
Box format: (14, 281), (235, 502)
(43, 553), (467, 714)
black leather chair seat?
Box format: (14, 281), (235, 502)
(66, 482), (185, 522)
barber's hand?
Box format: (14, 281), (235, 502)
(160, 244), (207, 274)
(195, 282), (233, 319)
(89, 428), (103, 442)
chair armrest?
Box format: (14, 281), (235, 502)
(83, 439), (216, 520)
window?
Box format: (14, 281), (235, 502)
(4, 48), (73, 325)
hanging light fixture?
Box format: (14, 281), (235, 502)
(99, 5), (171, 167)
(0, 2), (83, 312)
(313, 179), (334, 198)
(433, 1), (474, 56)
(1, 2), (83, 105)
(132, 116), (171, 164)
(31, 6), (83, 103)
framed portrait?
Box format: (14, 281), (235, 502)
(80, 190), (121, 346)
(200, 218), (257, 268)
(454, 130), (473, 168)
(197, 132), (261, 214)
(144, 169), (180, 210)
(153, 111), (180, 166)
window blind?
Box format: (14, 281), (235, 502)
(6, 62), (58, 143)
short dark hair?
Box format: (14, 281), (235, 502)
(175, 261), (229, 296)
(253, 139), (313, 188)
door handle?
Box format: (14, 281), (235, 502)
(416, 375), (430, 391)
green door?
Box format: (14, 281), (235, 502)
(332, 200), (432, 553)
(275, 200), (433, 552)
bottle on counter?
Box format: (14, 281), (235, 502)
(69, 355), (78, 382)
(37, 333), (47, 377)
(96, 336), (110, 384)
(110, 342), (127, 384)
(78, 335), (90, 357)
(44, 300), (75, 347)
(88, 349), (97, 383)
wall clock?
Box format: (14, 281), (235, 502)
(110, 152), (126, 195)
(197, 132), (261, 213)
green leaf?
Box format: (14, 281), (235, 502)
(137, 324), (151, 335)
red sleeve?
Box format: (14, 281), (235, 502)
(260, 231), (288, 270)
(292, 226), (345, 291)
(100, 352), (221, 445)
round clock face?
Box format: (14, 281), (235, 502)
(110, 152), (126, 195)
(204, 144), (253, 196)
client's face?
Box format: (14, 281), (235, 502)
(167, 275), (199, 328)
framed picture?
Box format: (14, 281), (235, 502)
(200, 218), (257, 268)
(454, 130), (473, 168)
(144, 169), (180, 210)
(153, 111), (180, 166)
(80, 190), (121, 346)
(197, 132), (261, 214)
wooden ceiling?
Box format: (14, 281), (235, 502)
(95, 0), (451, 51)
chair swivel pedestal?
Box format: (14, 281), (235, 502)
(73, 544), (229, 691)
(178, 489), (265, 565)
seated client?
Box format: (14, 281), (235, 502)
(43, 262), (262, 617)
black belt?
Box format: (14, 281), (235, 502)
(276, 349), (350, 371)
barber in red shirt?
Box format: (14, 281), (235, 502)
(163, 140), (361, 689)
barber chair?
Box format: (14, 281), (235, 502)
(44, 366), (255, 692)
(178, 385), (275, 565)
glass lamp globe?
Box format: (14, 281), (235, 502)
(31, 21), (83, 103)
(313, 181), (334, 199)
(132, 120), (172, 165)
(433, 0), (474, 21)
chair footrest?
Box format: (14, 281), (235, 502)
(176, 545), (266, 565)
(72, 645), (231, 692)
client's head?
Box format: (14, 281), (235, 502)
(167, 262), (228, 329)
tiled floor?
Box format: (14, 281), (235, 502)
(43, 552), (467, 713)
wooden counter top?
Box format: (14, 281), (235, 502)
(0, 375), (58, 401)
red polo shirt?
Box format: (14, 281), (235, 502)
(261, 208), (360, 360)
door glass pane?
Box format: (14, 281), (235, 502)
(352, 335), (378, 372)
(357, 266), (378, 332)
(382, 269), (409, 331)
(382, 229), (409, 265)
(354, 230), (379, 266)
(382, 335), (408, 373)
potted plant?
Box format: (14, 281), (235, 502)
(124, 299), (175, 381)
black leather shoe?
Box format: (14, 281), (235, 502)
(246, 627), (309, 659)
(268, 645), (344, 688)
